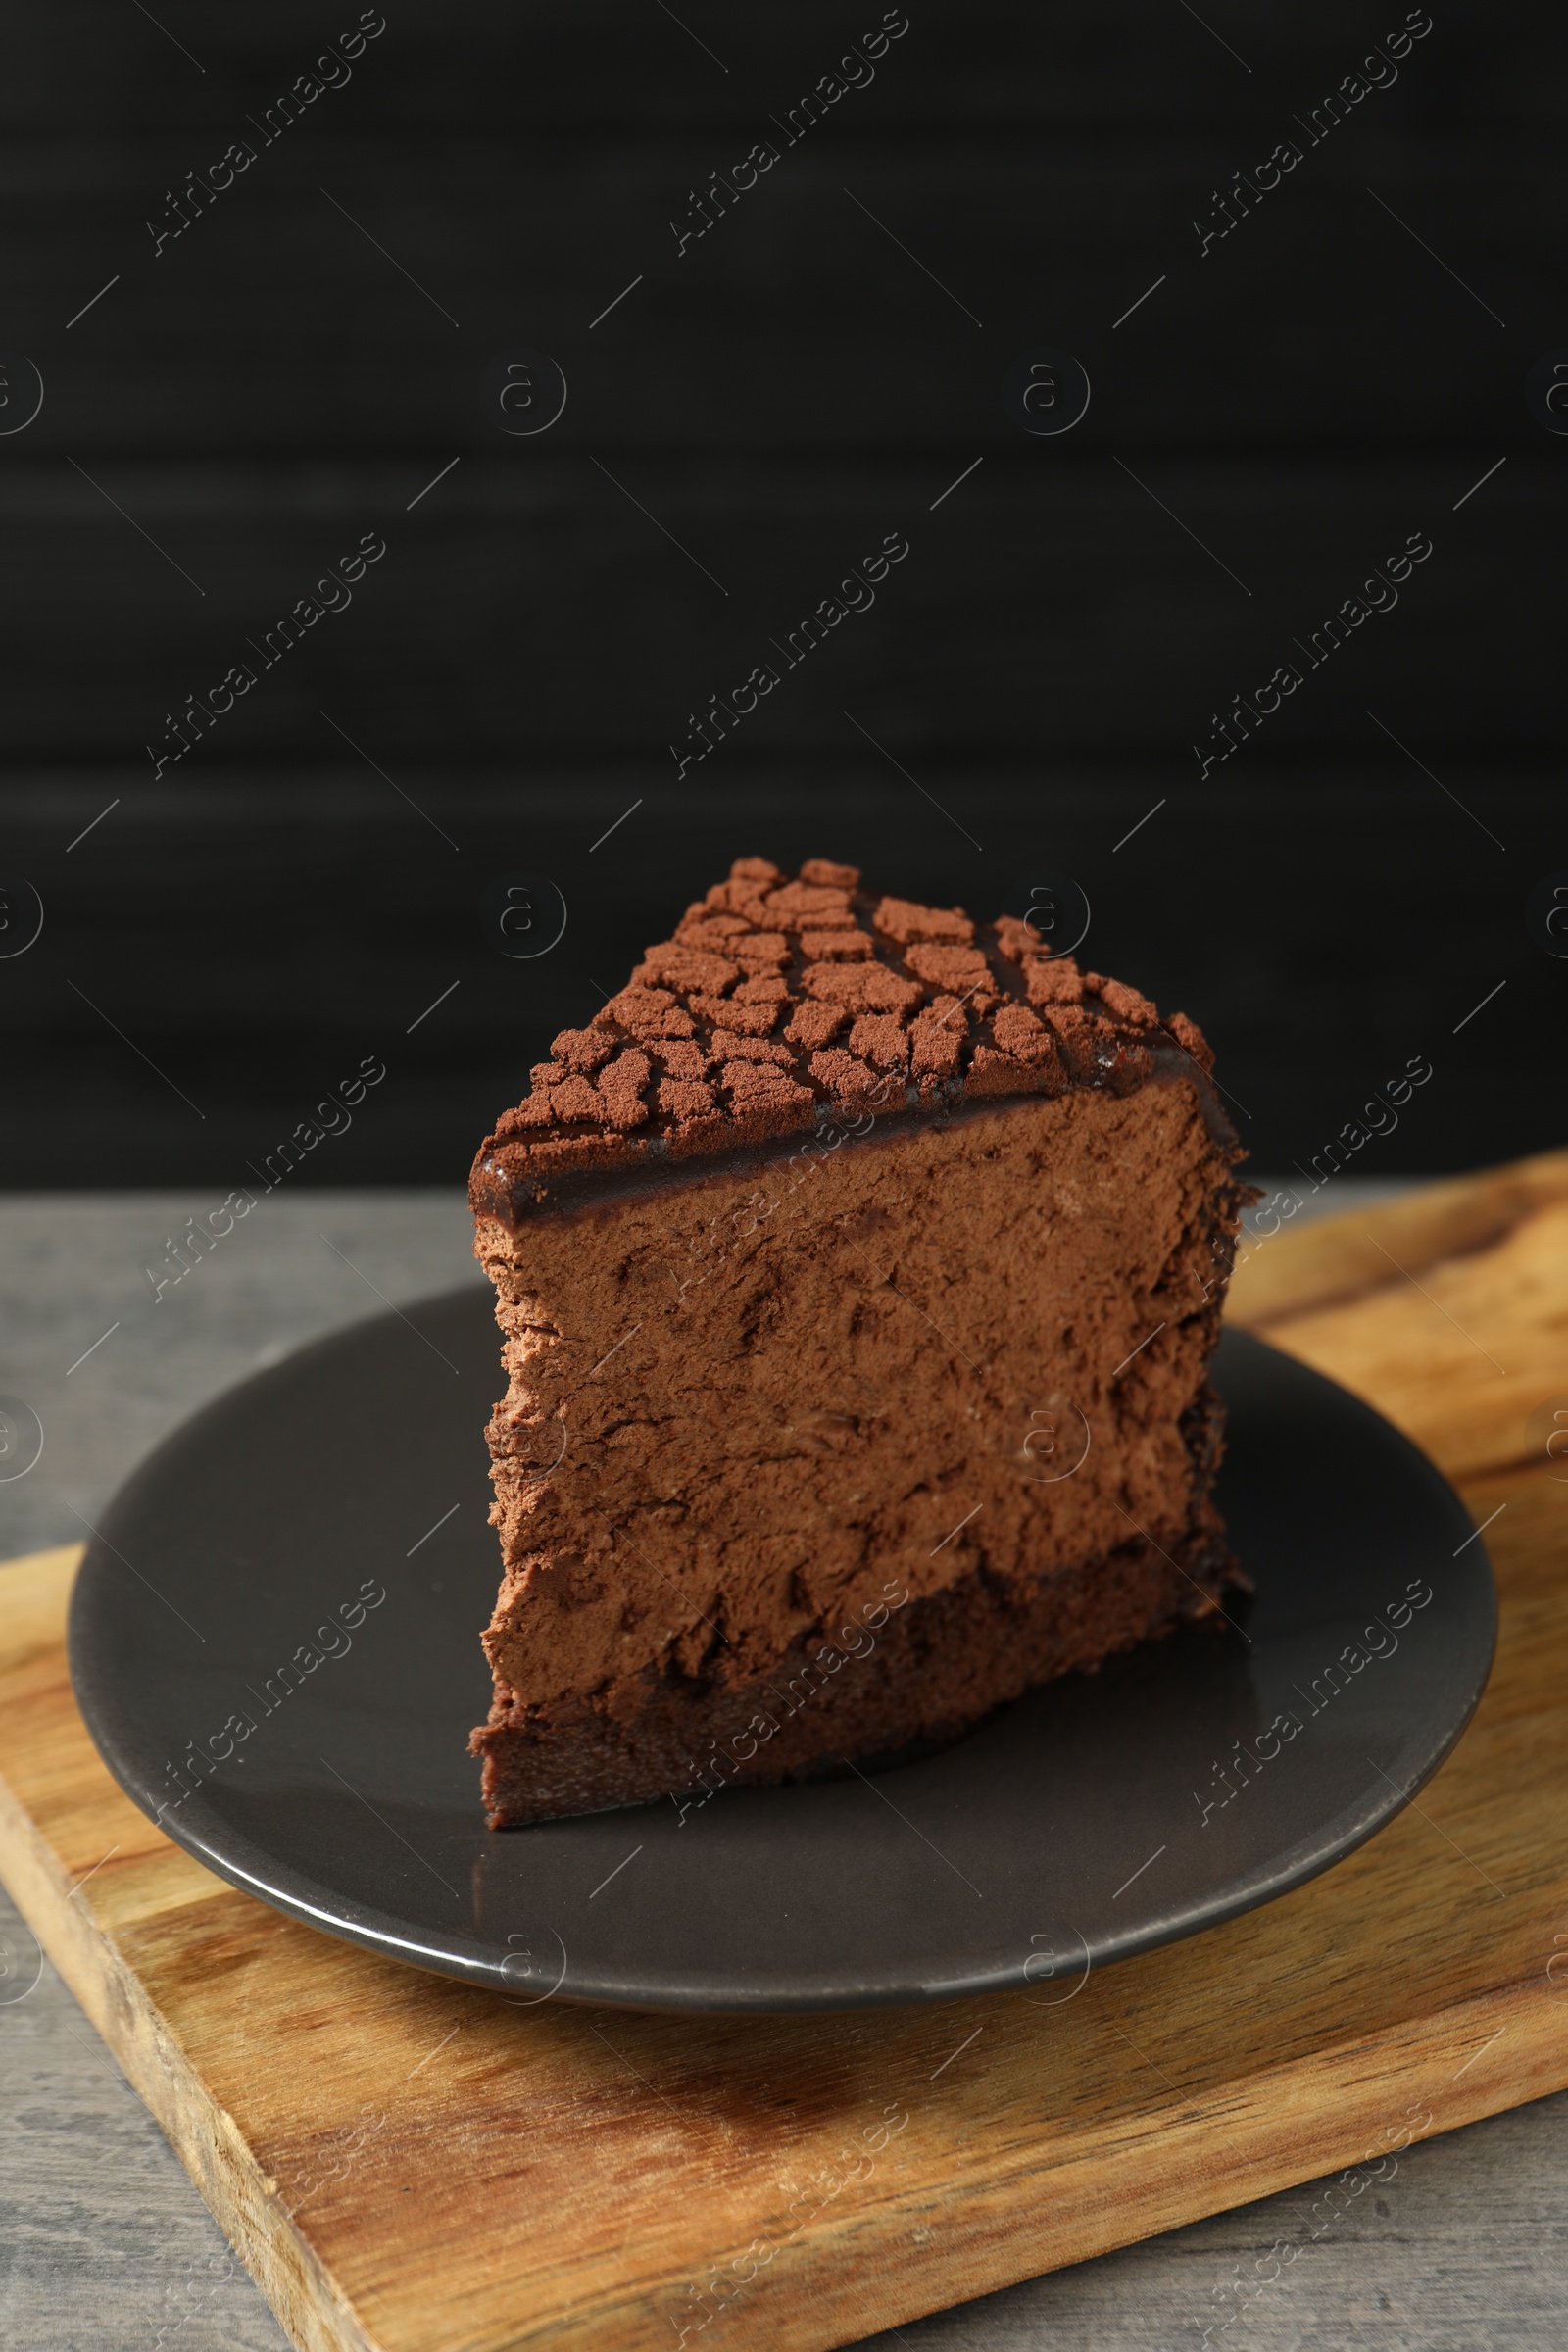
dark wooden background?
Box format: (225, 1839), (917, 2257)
(0, 0), (1562, 1186)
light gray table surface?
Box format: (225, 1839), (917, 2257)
(1, 1183), (1561, 2352)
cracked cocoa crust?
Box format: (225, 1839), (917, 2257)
(469, 854), (1224, 1227)
(468, 858), (1252, 1829)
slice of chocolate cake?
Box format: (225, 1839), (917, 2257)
(468, 857), (1250, 1829)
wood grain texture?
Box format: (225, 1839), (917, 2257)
(3, 1156), (1568, 2352)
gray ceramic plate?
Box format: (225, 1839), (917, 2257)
(69, 1293), (1495, 2013)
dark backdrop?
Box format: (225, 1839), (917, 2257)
(1, 1), (1562, 1187)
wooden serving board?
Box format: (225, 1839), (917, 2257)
(5, 1155), (1568, 2352)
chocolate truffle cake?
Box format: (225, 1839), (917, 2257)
(468, 857), (1250, 1829)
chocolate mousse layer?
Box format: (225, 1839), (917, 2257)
(469, 858), (1251, 1827)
